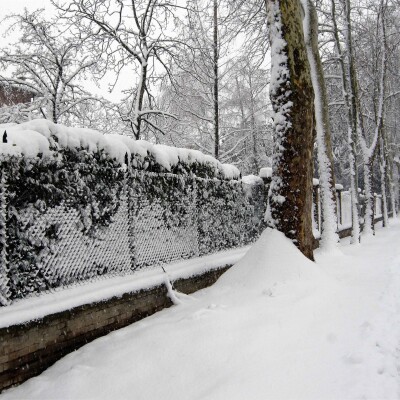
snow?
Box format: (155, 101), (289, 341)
(0, 246), (250, 329)
(259, 167), (272, 179)
(0, 127), (52, 157)
(241, 174), (263, 186)
(313, 178), (319, 186)
(0, 143), (22, 157)
(340, 191), (352, 227)
(3, 219), (400, 400)
(335, 183), (344, 191)
(0, 119), (240, 179)
(219, 163), (241, 180)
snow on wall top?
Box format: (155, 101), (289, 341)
(0, 119), (240, 179)
(259, 167), (272, 179)
(242, 174), (264, 185)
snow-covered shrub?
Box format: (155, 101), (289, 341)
(197, 178), (265, 255)
(1, 148), (125, 300)
(0, 120), (259, 304)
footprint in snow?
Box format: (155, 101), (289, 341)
(189, 304), (226, 320)
(359, 321), (373, 339)
(326, 333), (337, 343)
(377, 366), (385, 375)
(343, 353), (364, 365)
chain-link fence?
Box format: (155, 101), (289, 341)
(0, 169), (265, 305)
(2, 164), (391, 306)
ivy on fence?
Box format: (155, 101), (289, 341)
(0, 146), (125, 302)
(0, 150), (265, 305)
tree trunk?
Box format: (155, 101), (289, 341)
(301, 0), (338, 250)
(331, 0), (360, 243)
(248, 74), (259, 173)
(363, 159), (374, 232)
(265, 0), (315, 260)
(133, 61), (148, 140)
(213, 0), (219, 159)
(360, 0), (388, 233)
(380, 146), (388, 226)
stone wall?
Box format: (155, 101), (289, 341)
(0, 266), (229, 392)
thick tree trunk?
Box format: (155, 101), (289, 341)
(265, 0), (315, 260)
(301, 0), (338, 250)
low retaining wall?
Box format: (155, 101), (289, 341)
(0, 266), (230, 392)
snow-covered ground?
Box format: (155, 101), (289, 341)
(3, 220), (400, 400)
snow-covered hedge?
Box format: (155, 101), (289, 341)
(0, 119), (240, 179)
(0, 120), (262, 304)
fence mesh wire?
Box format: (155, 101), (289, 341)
(21, 195), (132, 287)
(0, 170), (265, 304)
(0, 165), (391, 306)
(131, 173), (200, 270)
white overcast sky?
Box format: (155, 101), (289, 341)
(2, 0), (50, 15)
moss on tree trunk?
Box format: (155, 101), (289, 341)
(266, 0), (315, 260)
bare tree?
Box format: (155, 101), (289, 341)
(0, 9), (101, 124)
(55, 0), (182, 139)
(221, 57), (270, 173)
(160, 0), (229, 157)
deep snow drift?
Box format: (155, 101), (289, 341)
(3, 222), (400, 400)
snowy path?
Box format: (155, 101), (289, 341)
(3, 220), (400, 400)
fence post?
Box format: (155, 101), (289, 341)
(335, 184), (343, 229)
(313, 179), (320, 232)
(0, 166), (10, 306)
(127, 168), (138, 272)
(192, 175), (200, 257)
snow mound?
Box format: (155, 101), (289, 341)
(217, 228), (326, 291)
(241, 174), (263, 185)
(220, 163), (241, 180)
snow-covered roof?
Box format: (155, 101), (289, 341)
(0, 119), (240, 179)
